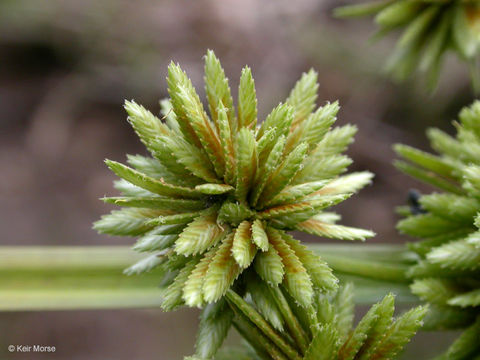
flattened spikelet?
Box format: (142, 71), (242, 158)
(267, 227), (314, 307)
(203, 233), (242, 303)
(174, 213), (224, 256)
(183, 245), (218, 307)
(254, 242), (285, 286)
(251, 219), (269, 252)
(232, 221), (257, 268)
(238, 67), (257, 129)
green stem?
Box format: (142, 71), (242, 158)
(318, 252), (410, 283)
(469, 57), (480, 95)
(232, 317), (287, 360)
(337, 274), (419, 304)
(0, 246), (163, 311)
(0, 245), (417, 311)
(269, 286), (310, 355)
(0, 246), (140, 270)
(310, 244), (417, 264)
(225, 289), (302, 360)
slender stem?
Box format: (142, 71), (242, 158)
(470, 58), (480, 95)
(232, 316), (287, 360)
(269, 286), (310, 355)
(0, 246), (163, 311)
(0, 245), (417, 311)
(225, 289), (302, 360)
(337, 274), (419, 304)
(0, 246), (142, 270)
(310, 244), (417, 265)
(0, 289), (164, 311)
(319, 253), (410, 283)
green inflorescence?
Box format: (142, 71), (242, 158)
(395, 100), (480, 358)
(94, 50), (376, 311)
(335, 0), (480, 91)
(94, 50), (383, 359)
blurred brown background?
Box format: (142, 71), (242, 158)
(0, 0), (476, 359)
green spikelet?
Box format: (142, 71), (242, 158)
(304, 324), (339, 360)
(225, 286), (425, 360)
(267, 227), (314, 307)
(232, 220), (257, 268)
(442, 318), (480, 359)
(257, 142), (309, 207)
(335, 0), (480, 92)
(238, 67), (257, 130)
(254, 241), (285, 286)
(235, 128), (257, 201)
(281, 231), (338, 292)
(286, 69), (319, 127)
(94, 50), (374, 360)
(333, 283), (355, 340)
(182, 245), (217, 308)
(195, 299), (234, 359)
(204, 50), (234, 129)
(174, 212), (225, 256)
(251, 219), (269, 252)
(368, 305), (428, 359)
(246, 273), (285, 332)
(203, 232), (241, 303)
(395, 100), (480, 358)
(162, 257), (200, 311)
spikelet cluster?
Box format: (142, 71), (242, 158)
(188, 285), (426, 360)
(395, 101), (480, 358)
(335, 0), (480, 90)
(94, 50), (374, 313)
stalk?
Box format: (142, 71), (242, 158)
(225, 289), (302, 360)
(232, 312), (288, 360)
(0, 246), (162, 311)
(268, 286), (310, 355)
(316, 251), (411, 283)
(0, 245), (417, 311)
(310, 244), (417, 265)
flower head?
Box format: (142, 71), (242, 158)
(335, 0), (480, 91)
(395, 100), (480, 357)
(94, 50), (374, 311)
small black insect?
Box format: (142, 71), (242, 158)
(408, 189), (426, 215)
(205, 194), (227, 208)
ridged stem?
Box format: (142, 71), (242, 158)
(269, 285), (310, 355)
(0, 245), (417, 311)
(0, 246), (163, 311)
(310, 244), (416, 265)
(318, 252), (410, 283)
(232, 313), (287, 360)
(225, 289), (302, 360)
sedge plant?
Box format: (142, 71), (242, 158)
(93, 51), (429, 359)
(334, 0), (480, 91)
(395, 101), (480, 358)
